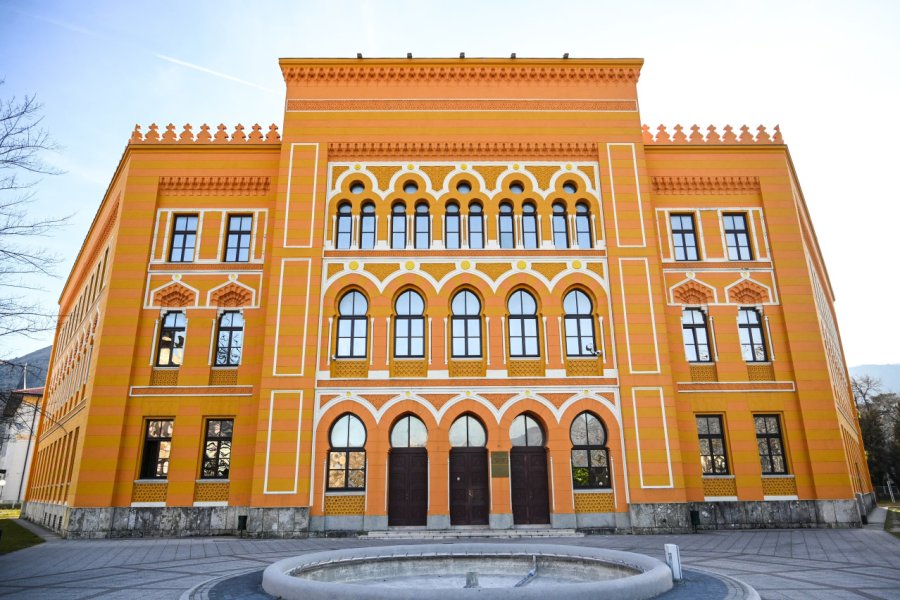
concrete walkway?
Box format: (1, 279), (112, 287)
(1, 519), (898, 600)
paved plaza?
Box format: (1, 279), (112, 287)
(0, 509), (897, 600)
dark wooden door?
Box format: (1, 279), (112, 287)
(510, 447), (550, 525)
(449, 448), (489, 525)
(388, 448), (428, 526)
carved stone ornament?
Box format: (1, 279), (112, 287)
(727, 280), (770, 304)
(210, 282), (253, 308)
(153, 283), (197, 307)
(672, 280), (715, 305)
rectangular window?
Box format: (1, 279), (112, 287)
(214, 311), (244, 367)
(224, 215), (252, 262)
(328, 450), (366, 490)
(168, 215), (198, 262)
(670, 213), (700, 261)
(738, 308), (768, 362)
(468, 209), (484, 249)
(723, 213), (753, 260)
(696, 415), (729, 475)
(201, 419), (233, 479)
(682, 308), (712, 362)
(755, 415), (788, 474)
(156, 311), (186, 367)
(140, 419), (173, 479)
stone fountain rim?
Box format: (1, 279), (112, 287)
(262, 542), (674, 600)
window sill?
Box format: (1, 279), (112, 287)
(134, 479), (168, 484)
(761, 473), (793, 478)
(325, 490), (365, 496)
(701, 474), (734, 479)
(572, 488), (613, 494)
(196, 479), (230, 483)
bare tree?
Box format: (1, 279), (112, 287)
(851, 374), (882, 407)
(0, 80), (67, 339)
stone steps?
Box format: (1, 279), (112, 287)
(361, 528), (584, 540)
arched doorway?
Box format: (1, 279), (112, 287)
(448, 414), (489, 525)
(509, 413), (550, 525)
(388, 414), (428, 526)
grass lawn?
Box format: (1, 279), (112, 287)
(0, 511), (44, 555)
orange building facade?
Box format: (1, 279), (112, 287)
(23, 58), (873, 537)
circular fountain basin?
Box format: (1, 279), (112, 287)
(262, 543), (673, 600)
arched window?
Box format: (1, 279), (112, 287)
(214, 311), (244, 366)
(156, 311), (186, 366)
(468, 203), (484, 249)
(451, 290), (482, 358)
(445, 202), (461, 250)
(328, 414), (366, 490)
(522, 202), (538, 249)
(336, 203), (352, 249)
(394, 290), (425, 358)
(449, 414), (487, 447)
(414, 202), (430, 249)
(575, 202), (592, 249)
(570, 411), (610, 489)
(499, 202), (514, 249)
(391, 203), (407, 249)
(508, 290), (539, 358)
(391, 414), (428, 448)
(359, 202), (376, 249)
(552, 202), (569, 248)
(336, 291), (368, 358)
(563, 290), (596, 357)
(510, 413), (544, 447)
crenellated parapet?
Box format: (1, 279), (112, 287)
(129, 123), (280, 144)
(642, 124), (783, 145)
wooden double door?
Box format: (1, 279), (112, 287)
(510, 447), (551, 525)
(449, 448), (490, 525)
(388, 448), (428, 526)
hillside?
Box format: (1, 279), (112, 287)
(0, 346), (51, 392)
(849, 364), (900, 394)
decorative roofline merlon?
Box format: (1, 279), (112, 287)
(327, 141), (598, 159)
(129, 123), (280, 145)
(643, 124), (783, 145)
(279, 58), (643, 85)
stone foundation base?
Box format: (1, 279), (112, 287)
(629, 499), (863, 534)
(22, 501), (310, 539)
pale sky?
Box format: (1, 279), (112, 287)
(1, 0), (898, 366)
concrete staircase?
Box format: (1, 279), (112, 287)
(360, 528), (584, 540)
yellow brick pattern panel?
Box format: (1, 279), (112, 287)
(747, 363), (775, 381)
(449, 359), (486, 378)
(150, 368), (179, 386)
(475, 165), (505, 190)
(364, 263), (400, 281)
(421, 262), (456, 281)
(762, 476), (797, 496)
(525, 165), (561, 190)
(565, 357), (602, 377)
(507, 359), (545, 378)
(194, 481), (230, 502)
(421, 166), (454, 190)
(331, 360), (369, 379)
(702, 477), (737, 497)
(132, 482), (168, 503)
(532, 262), (567, 280)
(324, 494), (365, 515)
(209, 369), (238, 386)
(368, 166), (401, 191)
(574, 492), (615, 513)
(390, 359), (428, 378)
(690, 363), (718, 382)
(476, 262), (512, 281)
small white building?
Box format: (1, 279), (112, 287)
(0, 388), (42, 505)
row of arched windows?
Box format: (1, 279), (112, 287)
(327, 411), (611, 490)
(335, 201), (594, 250)
(335, 288), (600, 360)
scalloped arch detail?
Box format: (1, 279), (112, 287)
(153, 283), (197, 307)
(672, 280), (715, 305)
(727, 280), (770, 304)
